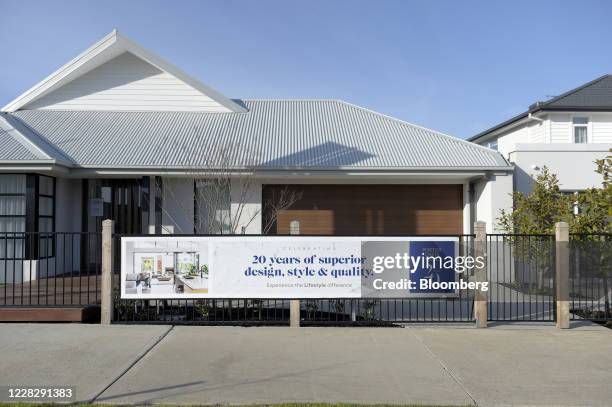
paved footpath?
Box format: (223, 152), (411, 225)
(0, 322), (610, 406)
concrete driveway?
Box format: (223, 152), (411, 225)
(0, 322), (610, 406)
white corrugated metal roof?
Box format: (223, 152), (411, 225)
(5, 100), (510, 170)
(0, 127), (39, 160)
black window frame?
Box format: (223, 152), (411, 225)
(36, 175), (56, 259)
(0, 173), (27, 260)
(0, 173), (55, 260)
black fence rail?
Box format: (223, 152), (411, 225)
(486, 234), (556, 322)
(0, 232), (101, 307)
(113, 298), (289, 325)
(569, 233), (612, 322)
(301, 297), (475, 325)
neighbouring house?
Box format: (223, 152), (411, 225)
(470, 75), (612, 194)
(0, 31), (513, 283)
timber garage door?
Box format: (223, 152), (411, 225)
(262, 185), (463, 235)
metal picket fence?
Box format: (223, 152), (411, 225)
(0, 232), (101, 307)
(2, 231), (608, 326)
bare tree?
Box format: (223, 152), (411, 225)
(157, 134), (300, 235)
(262, 186), (303, 234)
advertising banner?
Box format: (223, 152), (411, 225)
(121, 236), (485, 299)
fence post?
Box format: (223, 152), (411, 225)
(101, 219), (115, 325)
(289, 220), (301, 328)
(474, 221), (488, 328)
(555, 221), (570, 329)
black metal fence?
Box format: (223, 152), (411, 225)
(569, 233), (612, 322)
(486, 234), (556, 322)
(0, 232), (101, 306)
(113, 298), (289, 325)
(3, 231), (608, 325)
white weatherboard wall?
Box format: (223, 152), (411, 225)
(24, 52), (233, 112)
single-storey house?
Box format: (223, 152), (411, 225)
(0, 30), (512, 255)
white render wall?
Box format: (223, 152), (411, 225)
(162, 178), (195, 234)
(510, 144), (609, 192)
(55, 177), (82, 232)
(473, 173), (513, 233)
(230, 179), (262, 234)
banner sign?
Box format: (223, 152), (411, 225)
(121, 236), (485, 299)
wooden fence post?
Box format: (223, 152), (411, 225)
(101, 219), (115, 325)
(555, 221), (570, 329)
(289, 220), (301, 327)
(474, 221), (488, 328)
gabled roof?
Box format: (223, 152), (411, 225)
(470, 74), (612, 143)
(1, 30), (247, 113)
(5, 100), (510, 171)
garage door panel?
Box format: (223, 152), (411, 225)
(263, 185), (463, 235)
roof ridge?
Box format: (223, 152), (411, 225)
(240, 98), (343, 102)
(336, 100), (509, 158)
(541, 74), (612, 107)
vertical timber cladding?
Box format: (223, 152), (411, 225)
(263, 185), (463, 235)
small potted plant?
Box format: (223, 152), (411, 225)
(200, 264), (209, 280)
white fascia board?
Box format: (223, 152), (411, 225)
(0, 162), (69, 174)
(2, 30), (246, 113)
(66, 167), (508, 178)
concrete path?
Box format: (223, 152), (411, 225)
(0, 323), (171, 402)
(0, 322), (610, 406)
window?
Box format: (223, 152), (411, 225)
(0, 174), (55, 259)
(572, 117), (588, 143)
(0, 175), (26, 259)
(485, 138), (498, 150)
(38, 175), (55, 257)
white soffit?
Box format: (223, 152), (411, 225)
(1, 30), (246, 113)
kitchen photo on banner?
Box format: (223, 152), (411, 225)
(121, 238), (210, 298)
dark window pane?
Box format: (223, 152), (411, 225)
(39, 196), (53, 216)
(0, 196), (26, 216)
(39, 176), (54, 196)
(0, 174), (26, 194)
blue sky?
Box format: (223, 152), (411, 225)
(2, 0), (611, 139)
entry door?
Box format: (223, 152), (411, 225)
(110, 180), (143, 235)
(82, 179), (147, 272)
